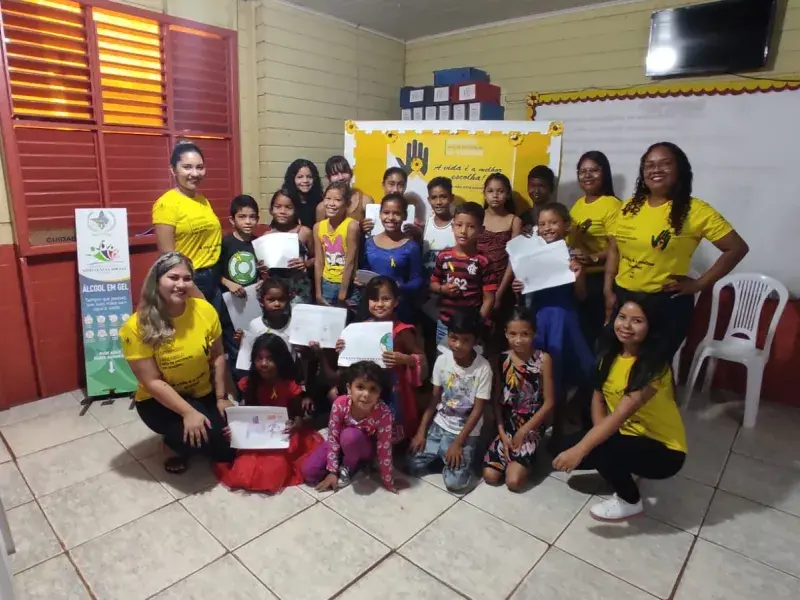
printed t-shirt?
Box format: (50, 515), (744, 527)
(569, 195), (621, 274)
(613, 197), (732, 293)
(318, 217), (355, 283)
(152, 189), (222, 269)
(218, 234), (257, 287)
(603, 355), (687, 452)
(430, 248), (498, 323)
(431, 352), (492, 437)
(120, 297), (221, 402)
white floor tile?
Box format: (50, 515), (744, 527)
(40, 462), (173, 548)
(700, 490), (800, 579)
(679, 405), (739, 486)
(109, 419), (162, 460)
(181, 485), (314, 550)
(152, 555), (277, 599)
(7, 502), (62, 574)
(0, 462), (33, 509)
(70, 504), (224, 600)
(1, 409), (103, 457)
(556, 503), (693, 599)
(13, 554), (90, 600)
(465, 476), (589, 543)
(674, 539), (800, 599)
(323, 474), (456, 548)
(85, 397), (138, 429)
(639, 476), (715, 535)
(720, 453), (800, 518)
(18, 431), (134, 498)
(512, 547), (656, 599)
(400, 502), (547, 600)
(140, 455), (218, 500)
(732, 403), (800, 470)
(0, 392), (82, 427)
(236, 503), (389, 600)
(0, 437), (11, 463)
(418, 470), (481, 496)
(338, 555), (462, 600)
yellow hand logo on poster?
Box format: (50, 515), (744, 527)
(397, 140), (429, 176)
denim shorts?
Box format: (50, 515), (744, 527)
(321, 279), (341, 304)
(436, 319), (448, 345)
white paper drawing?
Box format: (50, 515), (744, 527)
(222, 285), (262, 332)
(508, 239), (575, 294)
(225, 406), (290, 450)
(252, 233), (299, 268)
(338, 321), (393, 368)
(287, 304), (347, 348)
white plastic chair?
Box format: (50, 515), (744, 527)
(671, 269), (701, 381)
(682, 273), (789, 428)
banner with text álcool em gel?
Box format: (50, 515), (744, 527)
(76, 208), (138, 397)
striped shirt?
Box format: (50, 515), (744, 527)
(430, 248), (498, 323)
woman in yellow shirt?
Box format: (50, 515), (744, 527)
(569, 151), (621, 345)
(153, 141), (222, 309)
(552, 296), (687, 521)
(604, 142), (748, 356)
(120, 252), (234, 474)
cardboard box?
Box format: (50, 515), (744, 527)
(432, 86), (451, 104)
(437, 105), (451, 120)
(400, 86), (433, 108)
(452, 104), (467, 120)
(424, 106), (437, 120)
(412, 107), (424, 120)
(451, 82), (501, 105)
(433, 67), (490, 86)
(401, 108), (412, 121)
(467, 102), (505, 121)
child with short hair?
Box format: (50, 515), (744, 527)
(218, 194), (260, 376)
(264, 188), (314, 305)
(301, 361), (402, 492)
(408, 311), (492, 492)
(483, 308), (555, 492)
(429, 202), (497, 344)
(422, 176), (455, 276)
(523, 165), (557, 234)
(313, 182), (360, 307)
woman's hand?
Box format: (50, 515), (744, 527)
(335, 338), (346, 354)
(183, 410), (211, 448)
(662, 274), (702, 296)
(603, 288), (617, 324)
(552, 446), (586, 473)
(286, 258), (306, 272)
(316, 472), (339, 492)
(382, 351), (408, 369)
(511, 279), (525, 294)
(361, 219), (375, 235)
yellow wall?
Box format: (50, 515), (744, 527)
(254, 0), (405, 209)
(406, 0), (800, 120)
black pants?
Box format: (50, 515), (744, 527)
(553, 431), (685, 503)
(578, 272), (606, 350)
(614, 285), (695, 358)
(136, 393), (235, 463)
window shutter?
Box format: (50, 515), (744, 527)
(169, 26), (230, 134)
(1, 0), (93, 122)
(92, 8), (166, 128)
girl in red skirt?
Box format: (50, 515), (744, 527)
(217, 333), (324, 493)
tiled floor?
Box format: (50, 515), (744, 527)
(3, 390), (800, 599)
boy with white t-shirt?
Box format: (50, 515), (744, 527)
(409, 311), (492, 491)
(422, 176), (456, 276)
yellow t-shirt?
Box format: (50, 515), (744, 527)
(613, 197), (733, 293)
(603, 355), (687, 452)
(120, 298), (222, 402)
(569, 195), (621, 274)
(152, 189), (222, 269)
(319, 217), (355, 283)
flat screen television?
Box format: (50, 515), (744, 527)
(646, 0), (778, 77)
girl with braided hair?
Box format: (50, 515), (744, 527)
(603, 142), (748, 359)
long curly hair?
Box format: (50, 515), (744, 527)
(622, 142), (693, 235)
(283, 159), (323, 204)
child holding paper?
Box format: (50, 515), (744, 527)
(512, 203), (594, 413)
(430, 202), (498, 345)
(217, 333), (323, 493)
(263, 188), (314, 305)
(408, 311), (492, 492)
(302, 361), (403, 492)
(314, 182), (360, 308)
(360, 194), (423, 324)
(218, 195), (260, 377)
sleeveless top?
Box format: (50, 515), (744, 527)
(319, 217), (355, 283)
(477, 227), (513, 285)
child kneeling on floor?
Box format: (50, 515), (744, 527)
(408, 311), (492, 492)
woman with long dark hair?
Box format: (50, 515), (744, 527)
(552, 295), (686, 521)
(283, 158), (324, 228)
(604, 142), (748, 356)
(570, 151), (621, 346)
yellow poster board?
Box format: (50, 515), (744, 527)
(344, 120), (563, 216)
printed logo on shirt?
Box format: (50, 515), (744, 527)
(323, 234), (346, 267)
(228, 251), (256, 285)
(651, 229), (672, 250)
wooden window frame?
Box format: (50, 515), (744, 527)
(0, 0), (241, 257)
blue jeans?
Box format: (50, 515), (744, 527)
(436, 319), (448, 345)
(408, 422), (476, 491)
(194, 267), (222, 313)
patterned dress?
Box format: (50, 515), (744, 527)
(484, 350), (544, 471)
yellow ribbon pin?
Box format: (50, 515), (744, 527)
(390, 257), (396, 268)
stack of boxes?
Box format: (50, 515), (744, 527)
(399, 67), (504, 121)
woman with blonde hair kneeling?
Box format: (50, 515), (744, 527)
(120, 252), (234, 474)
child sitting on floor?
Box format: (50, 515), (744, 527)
(408, 311), (492, 492)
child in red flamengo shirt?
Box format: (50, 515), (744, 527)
(430, 202), (498, 344)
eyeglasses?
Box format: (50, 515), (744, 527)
(643, 160), (673, 173)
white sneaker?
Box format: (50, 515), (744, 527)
(590, 494), (643, 522)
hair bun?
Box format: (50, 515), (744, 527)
(174, 139), (192, 148)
